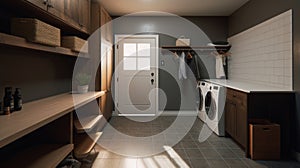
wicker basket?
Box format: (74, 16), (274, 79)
(11, 18), (61, 47)
(176, 36), (190, 46)
(61, 36), (88, 53)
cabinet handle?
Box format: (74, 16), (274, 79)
(47, 4), (54, 8)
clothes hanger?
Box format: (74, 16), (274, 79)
(174, 51), (179, 58)
(187, 51), (193, 59)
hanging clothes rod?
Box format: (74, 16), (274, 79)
(161, 46), (231, 55)
(161, 46), (230, 51)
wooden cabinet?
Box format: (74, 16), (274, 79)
(100, 6), (112, 43)
(24, 0), (90, 34)
(236, 101), (247, 147)
(225, 100), (236, 137)
(91, 2), (113, 120)
(207, 84), (295, 158)
(25, 0), (47, 10)
(78, 0), (90, 33)
(64, 0), (90, 33)
(225, 88), (247, 148)
(47, 0), (65, 18)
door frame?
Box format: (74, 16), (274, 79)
(114, 34), (159, 116)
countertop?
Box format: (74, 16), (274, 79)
(204, 79), (294, 93)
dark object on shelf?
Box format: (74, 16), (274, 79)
(249, 119), (280, 160)
(3, 87), (14, 114)
(13, 88), (22, 111)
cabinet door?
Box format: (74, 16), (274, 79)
(47, 0), (65, 18)
(64, 0), (80, 28)
(236, 100), (247, 148)
(100, 6), (107, 27)
(90, 2), (100, 33)
(225, 100), (236, 137)
(105, 13), (112, 43)
(78, 0), (90, 33)
(100, 6), (107, 42)
(100, 6), (112, 42)
(25, 0), (47, 10)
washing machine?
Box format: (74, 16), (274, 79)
(204, 83), (226, 136)
(197, 81), (209, 122)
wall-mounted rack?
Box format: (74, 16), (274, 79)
(161, 46), (231, 53)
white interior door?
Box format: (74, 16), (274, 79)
(115, 35), (159, 115)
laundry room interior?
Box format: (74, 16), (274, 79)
(0, 0), (300, 168)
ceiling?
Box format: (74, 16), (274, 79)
(97, 0), (249, 16)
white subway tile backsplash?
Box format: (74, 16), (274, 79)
(228, 10), (293, 90)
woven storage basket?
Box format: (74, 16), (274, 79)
(11, 18), (61, 47)
(62, 36), (88, 53)
(176, 36), (190, 46)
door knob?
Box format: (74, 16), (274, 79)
(151, 73), (154, 76)
(151, 79), (154, 85)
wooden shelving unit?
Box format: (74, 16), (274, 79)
(0, 32), (89, 58)
(0, 91), (105, 167)
(74, 132), (102, 159)
(1, 144), (73, 168)
(0, 0), (112, 166)
(73, 91), (108, 159)
(74, 115), (103, 133)
(0, 91), (105, 148)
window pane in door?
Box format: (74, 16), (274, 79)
(124, 58), (136, 70)
(138, 57), (150, 70)
(124, 43), (137, 56)
(138, 43), (151, 56)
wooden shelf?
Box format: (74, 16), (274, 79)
(74, 115), (103, 133)
(0, 32), (89, 58)
(1, 144), (73, 168)
(74, 132), (102, 159)
(0, 91), (105, 148)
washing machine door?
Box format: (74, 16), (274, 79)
(198, 87), (203, 111)
(205, 91), (216, 120)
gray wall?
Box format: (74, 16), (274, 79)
(0, 47), (75, 103)
(113, 16), (228, 110)
(228, 0), (300, 154)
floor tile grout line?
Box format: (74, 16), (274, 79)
(198, 146), (214, 168)
(211, 140), (235, 168)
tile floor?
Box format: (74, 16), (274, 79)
(82, 116), (300, 168)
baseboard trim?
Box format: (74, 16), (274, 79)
(112, 110), (197, 116)
(159, 110), (198, 116)
(117, 114), (155, 116)
(112, 111), (155, 116)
